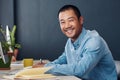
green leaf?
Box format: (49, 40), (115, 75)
(1, 41), (9, 52)
(15, 44), (21, 48)
(0, 25), (21, 53)
(10, 25), (16, 47)
(0, 26), (6, 41)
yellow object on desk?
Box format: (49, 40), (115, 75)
(15, 67), (52, 76)
(23, 58), (33, 67)
(3, 66), (55, 80)
(14, 67), (55, 79)
(15, 74), (55, 79)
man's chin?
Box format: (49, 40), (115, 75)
(66, 35), (74, 38)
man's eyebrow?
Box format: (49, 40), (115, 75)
(68, 17), (75, 20)
(59, 17), (75, 21)
(59, 19), (64, 22)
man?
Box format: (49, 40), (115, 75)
(33, 5), (117, 80)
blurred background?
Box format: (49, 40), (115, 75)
(0, 0), (120, 61)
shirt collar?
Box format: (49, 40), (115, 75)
(72, 27), (87, 49)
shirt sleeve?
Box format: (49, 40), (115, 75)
(45, 52), (67, 66)
(45, 37), (105, 78)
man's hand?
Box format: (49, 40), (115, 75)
(11, 56), (16, 62)
(32, 62), (45, 68)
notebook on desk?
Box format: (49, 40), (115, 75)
(11, 61), (24, 69)
(3, 67), (55, 80)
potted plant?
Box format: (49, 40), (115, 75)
(0, 25), (21, 70)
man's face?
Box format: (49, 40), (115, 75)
(59, 9), (83, 41)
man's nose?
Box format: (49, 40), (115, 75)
(65, 22), (71, 29)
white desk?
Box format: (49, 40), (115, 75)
(0, 60), (81, 80)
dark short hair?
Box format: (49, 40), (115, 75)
(58, 5), (81, 19)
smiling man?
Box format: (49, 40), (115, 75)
(33, 5), (117, 80)
(59, 8), (83, 42)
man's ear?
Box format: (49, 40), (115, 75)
(79, 16), (84, 25)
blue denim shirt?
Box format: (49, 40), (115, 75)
(45, 28), (117, 80)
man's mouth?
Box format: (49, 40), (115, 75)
(65, 28), (74, 34)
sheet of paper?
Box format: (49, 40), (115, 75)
(15, 67), (55, 79)
(15, 67), (52, 76)
(3, 67), (55, 80)
(4, 74), (55, 80)
(15, 74), (55, 79)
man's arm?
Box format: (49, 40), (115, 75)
(32, 52), (67, 68)
(45, 52), (67, 66)
(45, 37), (105, 77)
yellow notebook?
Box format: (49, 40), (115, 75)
(15, 67), (55, 79)
(4, 67), (56, 79)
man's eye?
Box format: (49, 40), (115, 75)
(69, 19), (74, 22)
(60, 22), (65, 24)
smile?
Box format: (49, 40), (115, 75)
(65, 28), (74, 34)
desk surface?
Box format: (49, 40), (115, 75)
(0, 60), (81, 80)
